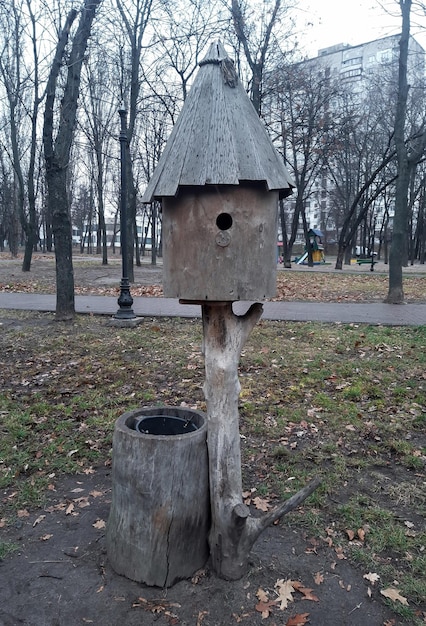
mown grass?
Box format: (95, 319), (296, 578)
(0, 311), (425, 622)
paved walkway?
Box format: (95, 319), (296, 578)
(0, 292), (425, 326)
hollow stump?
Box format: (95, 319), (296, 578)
(106, 406), (210, 587)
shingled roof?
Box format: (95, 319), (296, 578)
(142, 41), (294, 202)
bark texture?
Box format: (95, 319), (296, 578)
(107, 407), (210, 587)
(202, 303), (320, 579)
(43, 0), (102, 319)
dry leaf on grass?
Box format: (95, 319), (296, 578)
(380, 588), (409, 605)
(335, 546), (346, 560)
(252, 496), (271, 512)
(363, 572), (380, 585)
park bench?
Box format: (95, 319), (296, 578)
(356, 258), (377, 266)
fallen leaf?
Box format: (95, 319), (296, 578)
(93, 519), (106, 529)
(40, 534), (53, 541)
(252, 496), (270, 512)
(338, 580), (351, 591)
(89, 490), (103, 498)
(292, 581), (319, 602)
(255, 599), (277, 619)
(196, 610), (208, 626)
(346, 529), (355, 541)
(380, 588), (409, 605)
(33, 514), (45, 527)
(191, 569), (207, 584)
(286, 613), (310, 626)
(17, 509), (30, 518)
(274, 579), (296, 609)
(96, 585), (104, 593)
(363, 572), (380, 585)
(314, 572), (324, 585)
(256, 588), (277, 618)
(335, 546), (346, 560)
(357, 528), (366, 542)
(65, 502), (74, 515)
(256, 588), (269, 603)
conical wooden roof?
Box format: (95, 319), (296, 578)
(142, 41), (294, 202)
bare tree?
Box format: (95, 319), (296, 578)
(79, 39), (116, 264)
(0, 0), (46, 268)
(43, 0), (103, 320)
(115, 0), (154, 281)
(386, 0), (426, 302)
(269, 61), (337, 266)
(230, 0), (294, 115)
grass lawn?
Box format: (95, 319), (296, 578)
(0, 311), (425, 622)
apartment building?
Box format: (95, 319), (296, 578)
(284, 34), (425, 246)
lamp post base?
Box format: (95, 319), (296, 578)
(114, 278), (136, 320)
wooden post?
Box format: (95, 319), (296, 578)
(202, 303), (320, 580)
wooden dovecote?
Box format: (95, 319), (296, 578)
(142, 41), (294, 302)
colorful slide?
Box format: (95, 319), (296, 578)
(296, 252), (308, 264)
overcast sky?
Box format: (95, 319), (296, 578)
(296, 0), (426, 57)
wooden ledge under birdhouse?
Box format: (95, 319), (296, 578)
(162, 183), (278, 302)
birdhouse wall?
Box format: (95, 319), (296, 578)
(162, 186), (278, 301)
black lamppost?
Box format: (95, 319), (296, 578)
(370, 215), (377, 273)
(115, 106), (135, 319)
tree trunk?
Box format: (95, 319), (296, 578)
(385, 0), (411, 303)
(43, 0), (102, 319)
(48, 168), (75, 318)
(202, 303), (320, 579)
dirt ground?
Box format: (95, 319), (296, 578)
(0, 252), (421, 626)
(1, 466), (400, 626)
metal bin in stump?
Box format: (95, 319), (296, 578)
(106, 406), (210, 587)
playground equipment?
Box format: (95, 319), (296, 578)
(296, 229), (325, 264)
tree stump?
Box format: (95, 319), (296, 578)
(107, 406), (210, 587)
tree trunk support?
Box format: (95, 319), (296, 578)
(202, 302), (320, 580)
